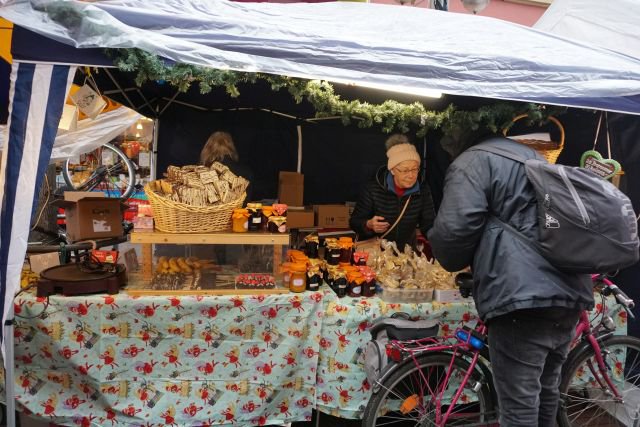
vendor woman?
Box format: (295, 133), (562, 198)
(349, 134), (436, 249)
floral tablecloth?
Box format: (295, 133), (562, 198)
(9, 290), (325, 426)
(6, 287), (628, 425)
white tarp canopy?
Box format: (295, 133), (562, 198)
(534, 0), (640, 60)
(1, 0), (640, 113)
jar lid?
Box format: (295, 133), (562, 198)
(246, 202), (263, 209)
(268, 216), (286, 226)
(290, 263), (308, 272)
(262, 206), (274, 215)
(273, 204), (288, 215)
(339, 237), (353, 242)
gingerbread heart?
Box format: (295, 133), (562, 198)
(580, 150), (621, 180)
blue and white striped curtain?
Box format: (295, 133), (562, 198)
(0, 61), (76, 356)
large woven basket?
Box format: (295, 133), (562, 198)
(503, 115), (565, 164)
(145, 183), (246, 233)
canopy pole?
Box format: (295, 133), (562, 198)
(4, 310), (15, 427)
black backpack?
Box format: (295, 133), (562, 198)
(472, 141), (639, 274)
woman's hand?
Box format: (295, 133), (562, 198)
(367, 216), (390, 234)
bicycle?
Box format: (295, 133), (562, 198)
(62, 142), (137, 200)
(362, 273), (639, 427)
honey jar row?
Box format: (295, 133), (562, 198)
(232, 203), (288, 233)
(281, 250), (377, 298)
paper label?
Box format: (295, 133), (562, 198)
(93, 219), (112, 232)
(352, 286), (362, 295)
(138, 151), (150, 167)
(252, 217), (262, 224)
(292, 278), (304, 287)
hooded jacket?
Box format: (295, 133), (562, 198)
(350, 166), (435, 249)
(428, 137), (594, 321)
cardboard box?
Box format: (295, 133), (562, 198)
(278, 171), (304, 206)
(59, 192), (123, 242)
(286, 208), (315, 229)
(314, 204), (351, 228)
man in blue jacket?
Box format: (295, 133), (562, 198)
(428, 136), (594, 426)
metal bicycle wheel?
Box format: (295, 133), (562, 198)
(558, 335), (640, 427)
(63, 142), (136, 200)
(362, 353), (496, 427)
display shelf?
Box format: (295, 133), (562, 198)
(124, 271), (289, 296)
(130, 231), (288, 284)
(130, 231), (290, 245)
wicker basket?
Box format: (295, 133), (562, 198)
(145, 183), (246, 233)
(503, 114), (565, 164)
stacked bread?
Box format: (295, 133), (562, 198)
(149, 162), (249, 206)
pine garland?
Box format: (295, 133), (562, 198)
(106, 48), (564, 138)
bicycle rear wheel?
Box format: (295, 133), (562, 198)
(558, 335), (640, 427)
(63, 142), (136, 200)
(362, 353), (496, 427)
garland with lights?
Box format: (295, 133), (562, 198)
(106, 48), (565, 140)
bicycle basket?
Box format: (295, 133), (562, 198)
(503, 114), (565, 164)
(145, 183), (245, 233)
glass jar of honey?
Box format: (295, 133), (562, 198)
(289, 263), (307, 293)
(232, 208), (249, 232)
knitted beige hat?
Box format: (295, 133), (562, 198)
(387, 143), (421, 170)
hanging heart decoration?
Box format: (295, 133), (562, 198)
(579, 150), (621, 180)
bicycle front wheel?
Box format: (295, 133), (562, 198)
(558, 335), (640, 427)
(362, 353), (496, 427)
(63, 142), (136, 200)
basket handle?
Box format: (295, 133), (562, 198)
(503, 114), (565, 149)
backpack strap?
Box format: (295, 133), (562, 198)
(471, 141), (545, 254)
(489, 216), (541, 254)
(469, 143), (529, 164)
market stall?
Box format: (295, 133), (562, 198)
(2, 1), (640, 426)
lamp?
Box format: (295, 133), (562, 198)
(460, 0), (489, 14)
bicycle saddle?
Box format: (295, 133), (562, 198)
(455, 272), (474, 298)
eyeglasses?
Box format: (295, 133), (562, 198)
(394, 167), (420, 175)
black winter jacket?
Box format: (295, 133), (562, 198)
(428, 137), (594, 322)
(350, 167), (435, 249)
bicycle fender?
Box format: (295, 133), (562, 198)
(562, 331), (614, 378)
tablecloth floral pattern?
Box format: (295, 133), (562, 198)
(7, 288), (627, 425)
(10, 290), (325, 426)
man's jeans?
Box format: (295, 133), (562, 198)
(487, 307), (581, 427)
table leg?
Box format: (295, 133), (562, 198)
(142, 243), (152, 281)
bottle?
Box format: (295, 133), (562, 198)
(455, 329), (485, 350)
